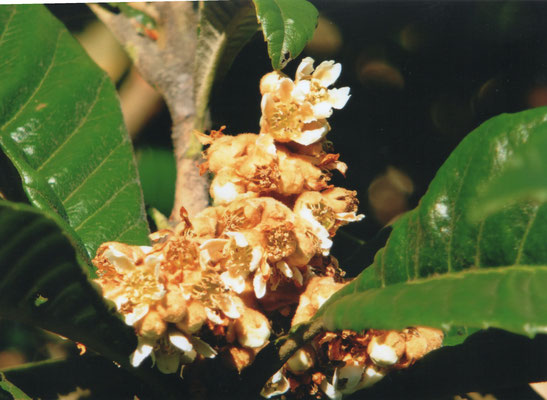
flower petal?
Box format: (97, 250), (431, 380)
(313, 60), (341, 87)
(296, 57), (315, 81)
(312, 101), (333, 119)
(249, 247), (263, 272)
(220, 271), (246, 294)
(211, 181), (241, 205)
(104, 247), (133, 272)
(293, 80), (311, 102)
(328, 87), (351, 109)
(169, 331), (194, 352)
(356, 366), (385, 390)
(276, 261), (293, 278)
(253, 272), (267, 299)
(199, 238), (228, 267)
(225, 231), (249, 247)
(190, 336), (218, 358)
(278, 78), (295, 102)
(130, 337), (155, 367)
(336, 212), (365, 222)
(156, 350), (181, 374)
(338, 363), (365, 394)
(260, 370), (290, 398)
(320, 377), (342, 400)
(294, 125), (329, 146)
(124, 303), (149, 326)
(291, 265), (304, 286)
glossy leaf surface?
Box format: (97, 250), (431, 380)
(195, 1), (259, 130)
(253, 0), (318, 70)
(317, 107), (547, 339)
(0, 5), (149, 261)
(472, 118), (547, 219)
(0, 200), (137, 364)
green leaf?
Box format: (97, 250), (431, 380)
(195, 0), (260, 130)
(253, 0), (318, 70)
(471, 120), (547, 219)
(322, 265), (547, 337)
(316, 107), (547, 339)
(0, 200), (137, 365)
(0, 372), (31, 400)
(0, 5), (149, 263)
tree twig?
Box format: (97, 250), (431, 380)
(90, 3), (209, 219)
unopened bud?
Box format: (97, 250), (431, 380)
(234, 308), (271, 348)
(135, 310), (167, 339)
(177, 300), (207, 334)
(286, 346), (315, 374)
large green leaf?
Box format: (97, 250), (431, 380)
(253, 0), (318, 70)
(316, 107), (547, 339)
(0, 5), (149, 262)
(0, 199), (137, 365)
(471, 121), (547, 219)
(195, 0), (259, 130)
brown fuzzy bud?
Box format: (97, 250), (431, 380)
(292, 277), (346, 325)
(404, 327), (443, 361)
(156, 287), (187, 323)
(222, 346), (256, 372)
(210, 168), (247, 205)
(277, 147), (327, 195)
(206, 133), (258, 173)
(177, 300), (207, 334)
(135, 310), (167, 339)
(234, 307), (271, 348)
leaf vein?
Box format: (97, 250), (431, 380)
(114, 219), (142, 242)
(514, 205), (539, 265)
(37, 75), (108, 172)
(73, 180), (137, 232)
(0, 7), (16, 46)
(62, 139), (126, 203)
(0, 29), (63, 133)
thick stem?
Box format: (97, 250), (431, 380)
(90, 3), (209, 220)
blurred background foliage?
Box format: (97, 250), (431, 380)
(2, 2), (547, 397)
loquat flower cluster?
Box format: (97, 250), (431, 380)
(92, 57), (442, 398)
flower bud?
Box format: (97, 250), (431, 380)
(156, 286), (187, 323)
(135, 310), (167, 339)
(222, 345), (256, 372)
(234, 307), (271, 348)
(286, 346), (315, 374)
(177, 300), (207, 334)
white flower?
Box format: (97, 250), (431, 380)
(95, 243), (166, 326)
(259, 57), (350, 145)
(298, 205), (333, 256)
(130, 329), (217, 374)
